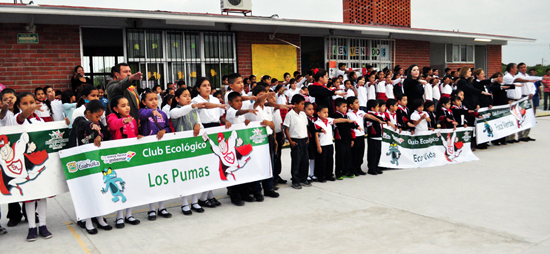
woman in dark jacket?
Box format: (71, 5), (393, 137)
(472, 68), (493, 109)
(309, 68), (346, 115)
(403, 65), (426, 111)
(488, 72), (513, 146)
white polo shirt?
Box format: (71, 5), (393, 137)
(385, 82), (395, 99)
(246, 105), (274, 135)
(410, 110), (428, 132)
(504, 72), (522, 100)
(441, 83), (453, 96)
(376, 80), (386, 94)
(224, 90), (247, 104)
(424, 83), (433, 101)
(192, 95), (224, 124)
(367, 82), (376, 100)
(432, 82), (441, 100)
(346, 109), (365, 136)
(225, 107), (246, 124)
(516, 72), (540, 96)
(283, 109), (308, 139)
(314, 117), (335, 146)
(356, 84), (368, 107)
(276, 93), (287, 105)
(273, 109), (283, 133)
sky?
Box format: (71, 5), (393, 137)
(3, 0), (549, 66)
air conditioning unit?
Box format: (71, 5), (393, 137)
(221, 0), (252, 12)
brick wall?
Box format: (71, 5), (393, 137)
(394, 39), (430, 69)
(236, 32), (301, 78)
(343, 0), (411, 27)
(487, 45), (502, 76)
(0, 23), (81, 92)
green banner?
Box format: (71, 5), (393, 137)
(382, 128), (473, 149)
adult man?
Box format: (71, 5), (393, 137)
(105, 63), (143, 120)
(515, 63), (547, 141)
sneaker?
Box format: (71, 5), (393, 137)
(198, 199), (216, 208)
(254, 193), (264, 202)
(301, 181), (312, 187)
(158, 208), (173, 218)
(38, 225), (53, 239)
(336, 176), (344, 180)
(209, 198), (222, 207)
(115, 218), (125, 229)
(181, 205), (192, 215)
(147, 211), (157, 221)
(26, 227), (38, 242)
(0, 226), (6, 235)
(343, 174), (355, 178)
(264, 190), (280, 198)
(190, 204), (204, 213)
(125, 216), (140, 225)
(291, 183), (302, 189)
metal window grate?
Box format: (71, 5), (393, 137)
(326, 36), (393, 77)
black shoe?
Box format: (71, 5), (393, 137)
(254, 193), (265, 202)
(506, 140), (515, 144)
(158, 208), (173, 218)
(264, 190), (280, 198)
(96, 223), (112, 231)
(198, 199), (216, 208)
(115, 218), (125, 229)
(492, 142), (501, 146)
(26, 227), (38, 241)
(357, 171), (367, 175)
(231, 199), (245, 206)
(500, 141), (507, 145)
(519, 138), (528, 142)
(242, 195), (256, 202)
(181, 205), (192, 215)
(125, 216), (140, 225)
(291, 183), (302, 189)
(190, 204), (204, 213)
(209, 198), (222, 206)
(368, 171), (378, 175)
(38, 225), (53, 239)
(301, 181), (312, 187)
(77, 220), (86, 229)
(147, 211), (157, 221)
(527, 137), (536, 141)
(318, 178), (327, 183)
(377, 170), (383, 174)
(7, 219), (20, 227)
(277, 178), (288, 184)
(326, 176), (336, 181)
(513, 139), (520, 143)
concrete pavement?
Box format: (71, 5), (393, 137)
(1, 117), (549, 254)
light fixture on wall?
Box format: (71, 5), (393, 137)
(474, 38), (492, 42)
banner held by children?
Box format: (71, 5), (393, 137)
(475, 97), (536, 143)
(380, 127), (478, 169)
(59, 123), (272, 220)
(0, 121), (70, 204)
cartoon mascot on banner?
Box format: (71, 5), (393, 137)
(202, 130), (252, 181)
(436, 131), (463, 162)
(0, 133), (48, 195)
(510, 102), (527, 128)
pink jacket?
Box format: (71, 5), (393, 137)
(107, 113), (138, 140)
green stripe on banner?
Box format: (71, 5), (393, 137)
(3, 128), (71, 153)
(478, 98), (532, 121)
(382, 128), (473, 149)
(60, 127), (268, 180)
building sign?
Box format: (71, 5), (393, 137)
(17, 33), (39, 44)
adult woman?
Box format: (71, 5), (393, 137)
(308, 68), (346, 115)
(457, 67), (491, 111)
(71, 65), (92, 93)
(488, 72), (512, 146)
(403, 65), (426, 110)
(472, 69), (493, 109)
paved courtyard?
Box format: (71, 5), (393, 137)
(1, 117), (549, 254)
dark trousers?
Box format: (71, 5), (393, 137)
(351, 137), (365, 174)
(7, 202), (23, 221)
(367, 138), (382, 173)
(273, 131), (284, 180)
(335, 139), (352, 177)
(228, 184), (250, 202)
(315, 144), (334, 180)
(544, 92), (550, 110)
(252, 134), (275, 193)
(290, 138), (309, 184)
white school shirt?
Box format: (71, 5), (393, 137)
(336, 70), (348, 81)
(35, 102), (51, 119)
(504, 72), (522, 100)
(162, 104), (171, 119)
(410, 110), (428, 132)
(246, 105), (274, 135)
(283, 109), (308, 139)
(385, 110), (398, 125)
(356, 84), (368, 107)
(314, 117), (335, 146)
(367, 82), (376, 100)
(51, 99), (65, 121)
(72, 105), (107, 126)
(376, 80), (386, 94)
(273, 109), (283, 133)
(441, 83), (453, 96)
(285, 88), (300, 102)
(347, 109), (366, 136)
(385, 82), (395, 99)
(276, 93), (287, 105)
(224, 90), (247, 104)
(424, 83), (433, 101)
(432, 82), (441, 100)
(345, 88), (356, 99)
(13, 113), (44, 126)
(192, 95), (224, 124)
(516, 72), (539, 95)
(0, 110), (15, 126)
(225, 107), (246, 125)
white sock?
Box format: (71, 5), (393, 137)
(37, 199), (47, 227)
(85, 218), (94, 230)
(25, 201), (36, 228)
(200, 191), (208, 201)
(192, 194), (199, 203)
(126, 208), (133, 218)
(117, 210), (124, 220)
(182, 204), (190, 212)
(192, 203), (202, 209)
(96, 216), (108, 227)
(207, 191), (214, 199)
(182, 196), (189, 206)
(158, 201), (165, 210)
(148, 203), (155, 212)
(309, 159), (315, 177)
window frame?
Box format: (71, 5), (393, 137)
(446, 43), (475, 63)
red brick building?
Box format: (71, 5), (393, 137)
(0, 2), (533, 92)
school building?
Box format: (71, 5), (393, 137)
(0, 0), (534, 92)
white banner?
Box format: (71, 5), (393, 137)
(59, 123), (271, 220)
(380, 127), (479, 169)
(0, 121), (70, 204)
(475, 97), (536, 143)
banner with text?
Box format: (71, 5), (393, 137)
(380, 127), (478, 169)
(59, 123), (271, 220)
(475, 97), (536, 143)
(0, 122), (70, 204)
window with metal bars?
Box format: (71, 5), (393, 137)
(126, 29), (236, 90)
(325, 36), (393, 77)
